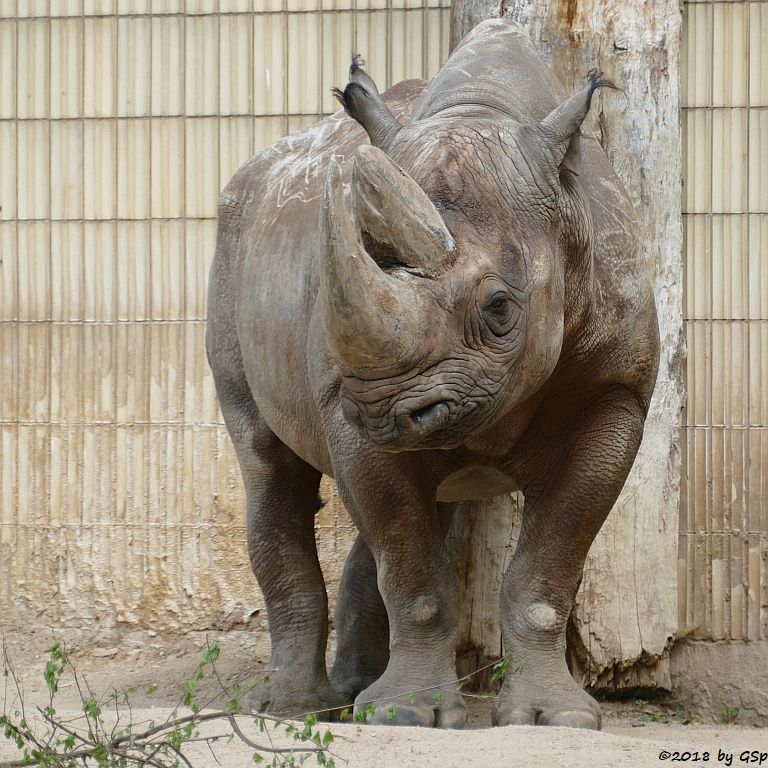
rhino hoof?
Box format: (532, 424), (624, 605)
(492, 698), (602, 730)
(491, 707), (536, 726)
(354, 688), (467, 729)
(537, 708), (601, 730)
(246, 681), (347, 722)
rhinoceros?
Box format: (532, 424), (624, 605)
(207, 18), (659, 729)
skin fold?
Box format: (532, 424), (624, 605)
(206, 19), (660, 729)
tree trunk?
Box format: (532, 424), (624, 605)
(446, 495), (522, 689)
(449, 0), (685, 693)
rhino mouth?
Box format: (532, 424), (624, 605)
(340, 381), (483, 450)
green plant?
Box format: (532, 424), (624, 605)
(0, 640), (543, 765)
(490, 657), (509, 684)
(721, 703), (740, 725)
(0, 639), (339, 768)
(490, 657), (525, 685)
(634, 697), (670, 724)
(352, 703), (376, 723)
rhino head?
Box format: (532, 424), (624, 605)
(321, 64), (612, 451)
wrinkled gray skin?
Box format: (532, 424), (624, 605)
(207, 19), (659, 730)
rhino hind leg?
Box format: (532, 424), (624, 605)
(494, 388), (647, 730)
(330, 533), (390, 699)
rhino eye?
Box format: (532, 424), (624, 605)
(483, 291), (515, 337)
(488, 293), (508, 311)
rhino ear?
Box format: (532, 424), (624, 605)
(540, 70), (617, 176)
(332, 55), (403, 152)
(351, 145), (456, 278)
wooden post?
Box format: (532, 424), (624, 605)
(448, 0), (685, 693)
(446, 495), (522, 690)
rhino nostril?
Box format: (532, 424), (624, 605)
(401, 400), (450, 433)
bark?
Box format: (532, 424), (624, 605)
(449, 0), (685, 692)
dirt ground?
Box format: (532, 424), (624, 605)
(1, 626), (765, 767)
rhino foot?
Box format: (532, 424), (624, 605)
(330, 672), (380, 701)
(492, 677), (601, 730)
(353, 675), (467, 728)
(245, 676), (348, 722)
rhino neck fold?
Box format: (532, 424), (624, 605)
(558, 173), (597, 345)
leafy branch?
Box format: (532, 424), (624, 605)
(1, 636), (527, 765)
(0, 640), (340, 768)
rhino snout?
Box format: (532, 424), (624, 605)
(339, 380), (459, 448)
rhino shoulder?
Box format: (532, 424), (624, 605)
(571, 142), (660, 404)
(218, 78), (428, 220)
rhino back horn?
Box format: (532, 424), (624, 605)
(352, 145), (456, 278)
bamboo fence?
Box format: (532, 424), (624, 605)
(0, 0), (765, 646)
(680, 0), (768, 642)
(0, 1), (451, 631)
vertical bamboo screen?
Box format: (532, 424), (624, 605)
(0, 1), (450, 631)
(680, 0), (768, 641)
(4, 1), (765, 647)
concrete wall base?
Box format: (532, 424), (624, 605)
(669, 640), (768, 727)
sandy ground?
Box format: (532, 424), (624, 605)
(1, 627), (765, 767)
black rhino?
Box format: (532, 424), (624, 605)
(207, 18), (659, 729)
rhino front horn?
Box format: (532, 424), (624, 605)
(321, 159), (424, 372)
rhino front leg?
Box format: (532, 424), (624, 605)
(331, 503), (457, 699)
(333, 458), (467, 728)
(494, 388), (648, 730)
